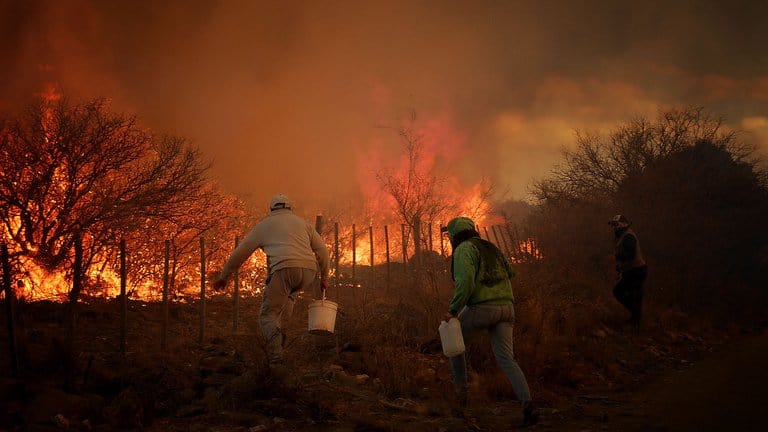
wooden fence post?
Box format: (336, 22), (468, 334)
(428, 222), (433, 253)
(384, 225), (390, 288)
(161, 239), (170, 350)
(315, 215), (324, 235)
(506, 225), (520, 262)
(351, 223), (356, 279)
(401, 224), (408, 271)
(413, 216), (421, 256)
(199, 237), (206, 344)
(439, 222), (445, 257)
(1, 243), (19, 376)
(427, 221), (436, 273)
(233, 236), (239, 333)
(498, 225), (512, 257)
(491, 225), (502, 248)
(64, 233), (83, 389)
(314, 215), (325, 300)
(369, 225), (374, 289)
(334, 222), (340, 301)
(119, 238), (127, 358)
(413, 216), (422, 272)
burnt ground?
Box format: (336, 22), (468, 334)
(1, 296), (767, 432)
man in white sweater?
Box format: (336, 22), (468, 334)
(213, 194), (330, 366)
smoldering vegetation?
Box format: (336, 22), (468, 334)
(1, 104), (767, 430)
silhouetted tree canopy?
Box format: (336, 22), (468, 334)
(529, 107), (768, 317)
(531, 107), (743, 204)
(619, 140), (768, 312)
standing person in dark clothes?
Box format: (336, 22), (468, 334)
(443, 216), (539, 427)
(609, 214), (648, 328)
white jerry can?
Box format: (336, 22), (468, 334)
(438, 317), (465, 357)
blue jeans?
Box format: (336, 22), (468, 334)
(449, 303), (532, 406)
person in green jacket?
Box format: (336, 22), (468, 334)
(443, 216), (538, 427)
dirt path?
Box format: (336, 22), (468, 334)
(545, 330), (768, 432)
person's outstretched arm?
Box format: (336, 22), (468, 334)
(215, 224), (263, 290)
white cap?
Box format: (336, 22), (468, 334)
(608, 214), (630, 225)
(269, 194), (291, 210)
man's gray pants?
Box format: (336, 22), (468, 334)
(449, 303), (532, 406)
(260, 267), (317, 364)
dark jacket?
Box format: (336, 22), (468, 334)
(615, 228), (646, 272)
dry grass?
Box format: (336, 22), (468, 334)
(2, 256), (755, 431)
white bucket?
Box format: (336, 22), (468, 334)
(438, 317), (465, 357)
(308, 299), (338, 334)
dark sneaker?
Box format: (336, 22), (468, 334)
(451, 389), (469, 417)
(522, 401), (539, 427)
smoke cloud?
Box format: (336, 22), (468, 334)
(2, 0), (767, 214)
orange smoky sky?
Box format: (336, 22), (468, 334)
(2, 0), (768, 214)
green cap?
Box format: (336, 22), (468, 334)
(445, 217), (476, 241)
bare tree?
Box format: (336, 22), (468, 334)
(462, 177), (495, 222)
(532, 106), (739, 203)
(375, 115), (454, 240)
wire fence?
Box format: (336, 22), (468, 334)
(0, 219), (540, 374)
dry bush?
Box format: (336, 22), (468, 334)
(508, 261), (625, 393)
(333, 265), (453, 346)
(322, 266), (455, 398)
(331, 254), (634, 400)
